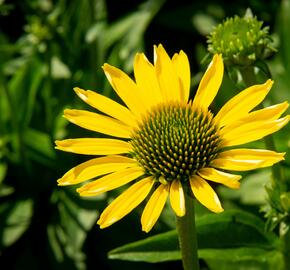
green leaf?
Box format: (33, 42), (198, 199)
(108, 209), (278, 263)
(7, 58), (44, 127)
(47, 190), (98, 269)
(23, 128), (56, 167)
(0, 199), (33, 249)
(201, 248), (284, 270)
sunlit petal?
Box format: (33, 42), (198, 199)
(77, 167), (144, 196)
(198, 167), (241, 189)
(55, 138), (131, 155)
(172, 50), (190, 103)
(57, 155), (138, 186)
(211, 149), (285, 170)
(189, 175), (223, 213)
(141, 183), (169, 232)
(215, 80), (273, 127)
(192, 54), (224, 110)
(221, 116), (289, 146)
(169, 180), (185, 216)
(73, 87), (137, 127)
(98, 177), (154, 228)
(154, 44), (181, 102)
(64, 109), (132, 138)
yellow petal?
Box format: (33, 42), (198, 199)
(134, 53), (164, 107)
(169, 180), (185, 216)
(215, 80), (273, 127)
(97, 177), (154, 228)
(192, 54), (224, 110)
(77, 166), (144, 196)
(221, 116), (289, 147)
(237, 102), (289, 123)
(198, 168), (241, 189)
(103, 63), (146, 118)
(57, 155), (138, 186)
(64, 109), (132, 138)
(154, 44), (181, 102)
(221, 101), (289, 132)
(55, 138), (131, 155)
(73, 87), (137, 128)
(141, 183), (169, 232)
(172, 50), (190, 103)
(189, 175), (223, 213)
(211, 149), (285, 171)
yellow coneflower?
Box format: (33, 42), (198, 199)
(55, 44), (289, 232)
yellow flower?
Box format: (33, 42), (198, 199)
(55, 44), (289, 232)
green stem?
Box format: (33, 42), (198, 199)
(176, 193), (199, 270)
(282, 229), (290, 270)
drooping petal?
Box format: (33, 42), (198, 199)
(198, 168), (241, 189)
(189, 175), (223, 213)
(73, 87), (137, 127)
(169, 180), (185, 217)
(221, 116), (289, 147)
(214, 79), (273, 127)
(134, 53), (164, 107)
(103, 64), (146, 118)
(97, 177), (154, 228)
(192, 54), (224, 110)
(77, 167), (144, 196)
(64, 109), (132, 138)
(55, 138), (131, 155)
(154, 44), (181, 102)
(211, 149), (285, 171)
(57, 155), (138, 186)
(172, 50), (190, 103)
(141, 183), (169, 232)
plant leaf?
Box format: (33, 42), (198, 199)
(108, 209), (278, 263)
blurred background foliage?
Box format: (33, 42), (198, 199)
(0, 0), (290, 269)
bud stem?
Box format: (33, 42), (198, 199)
(176, 192), (200, 270)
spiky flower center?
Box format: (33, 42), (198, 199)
(130, 103), (221, 183)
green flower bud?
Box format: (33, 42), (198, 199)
(207, 10), (275, 66)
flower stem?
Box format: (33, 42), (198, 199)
(282, 229), (290, 270)
(176, 193), (199, 270)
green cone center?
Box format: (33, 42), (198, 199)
(130, 103), (221, 183)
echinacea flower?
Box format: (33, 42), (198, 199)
(55, 44), (289, 232)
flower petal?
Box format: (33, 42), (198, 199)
(134, 53), (164, 107)
(97, 177), (154, 228)
(64, 109), (132, 138)
(211, 149), (285, 171)
(154, 44), (181, 102)
(172, 50), (190, 103)
(77, 166), (144, 196)
(57, 155), (138, 186)
(141, 183), (169, 232)
(237, 102), (289, 123)
(221, 102), (289, 132)
(215, 79), (273, 127)
(189, 175), (223, 213)
(55, 138), (131, 155)
(73, 87), (137, 127)
(192, 54), (224, 110)
(198, 168), (241, 189)
(169, 180), (185, 217)
(103, 63), (146, 117)
(221, 116), (289, 147)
